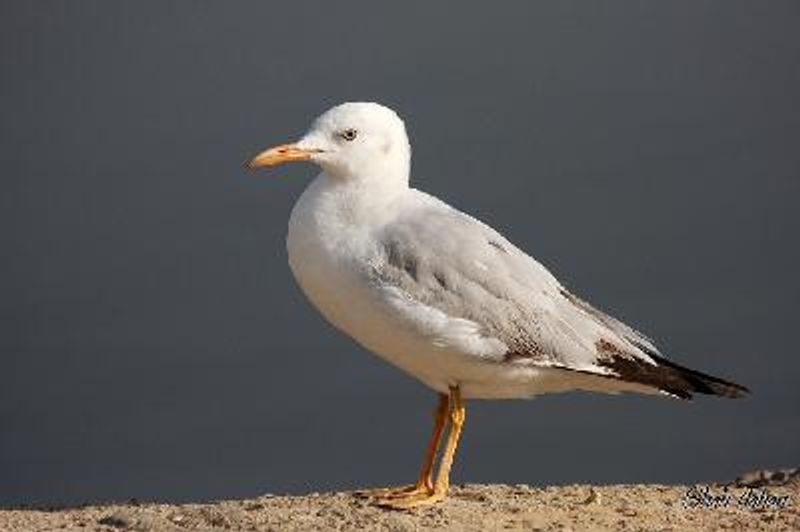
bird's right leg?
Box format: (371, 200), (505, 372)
(375, 385), (465, 508)
(354, 392), (448, 499)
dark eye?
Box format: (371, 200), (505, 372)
(340, 128), (358, 141)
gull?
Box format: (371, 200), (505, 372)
(246, 102), (748, 509)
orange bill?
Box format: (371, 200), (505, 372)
(247, 143), (320, 169)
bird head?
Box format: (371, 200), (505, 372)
(247, 102), (411, 185)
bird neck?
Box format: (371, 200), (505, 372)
(307, 170), (408, 228)
(325, 162), (410, 188)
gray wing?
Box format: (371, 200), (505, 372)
(366, 193), (747, 399)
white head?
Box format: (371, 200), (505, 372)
(248, 102), (411, 186)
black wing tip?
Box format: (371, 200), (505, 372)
(647, 353), (750, 400)
(597, 349), (750, 401)
(699, 378), (751, 399)
(663, 379), (750, 401)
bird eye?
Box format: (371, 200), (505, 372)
(340, 128), (358, 141)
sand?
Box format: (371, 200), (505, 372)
(2, 470), (797, 531)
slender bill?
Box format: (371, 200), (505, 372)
(247, 143), (321, 169)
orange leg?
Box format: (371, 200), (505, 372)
(376, 386), (465, 509)
(355, 393), (449, 499)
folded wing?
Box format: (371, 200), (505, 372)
(366, 192), (748, 399)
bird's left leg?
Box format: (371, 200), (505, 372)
(354, 393), (449, 499)
(375, 385), (466, 509)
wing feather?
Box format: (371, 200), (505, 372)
(360, 191), (747, 399)
(367, 193), (656, 373)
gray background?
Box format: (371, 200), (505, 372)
(2, 1), (798, 506)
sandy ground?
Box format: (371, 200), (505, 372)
(2, 470), (797, 531)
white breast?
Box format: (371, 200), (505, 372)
(286, 175), (454, 390)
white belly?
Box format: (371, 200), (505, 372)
(287, 214), (451, 392)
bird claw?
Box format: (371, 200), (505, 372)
(374, 489), (446, 510)
(353, 483), (430, 500)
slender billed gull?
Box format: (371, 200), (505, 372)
(246, 102), (748, 508)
